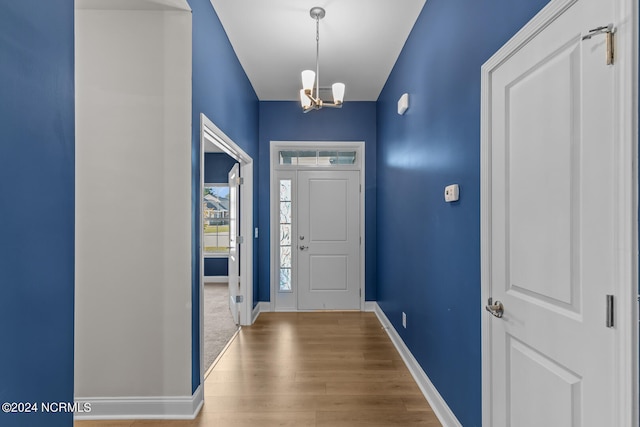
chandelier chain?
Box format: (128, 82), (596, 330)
(315, 15), (320, 100)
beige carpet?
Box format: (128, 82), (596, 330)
(203, 282), (238, 372)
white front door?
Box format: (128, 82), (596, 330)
(483, 0), (623, 425)
(228, 163), (240, 324)
(297, 170), (361, 310)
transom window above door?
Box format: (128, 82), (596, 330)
(278, 150), (356, 166)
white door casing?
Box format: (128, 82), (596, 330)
(297, 170), (361, 310)
(199, 113), (254, 386)
(481, 0), (637, 426)
(270, 142), (365, 312)
(228, 163), (240, 324)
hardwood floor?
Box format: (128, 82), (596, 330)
(75, 312), (441, 426)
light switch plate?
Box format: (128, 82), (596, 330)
(444, 184), (459, 202)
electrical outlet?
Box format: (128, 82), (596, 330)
(402, 312), (407, 329)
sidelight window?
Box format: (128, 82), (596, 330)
(279, 179), (293, 292)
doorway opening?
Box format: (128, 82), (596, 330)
(202, 171), (237, 374)
(269, 141), (365, 311)
(200, 114), (253, 380)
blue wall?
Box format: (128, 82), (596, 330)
(204, 152), (236, 277)
(204, 152), (236, 183)
(376, 0), (549, 425)
(257, 101), (377, 302)
(189, 0), (259, 392)
(0, 1), (75, 426)
(204, 258), (229, 277)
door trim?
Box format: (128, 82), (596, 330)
(480, 0), (638, 425)
(199, 114), (254, 384)
(269, 141), (365, 312)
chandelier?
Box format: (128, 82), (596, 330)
(299, 7), (345, 112)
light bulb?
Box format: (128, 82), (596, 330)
(301, 70), (315, 93)
(300, 89), (312, 108)
(332, 82), (345, 104)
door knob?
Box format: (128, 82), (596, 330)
(485, 298), (504, 318)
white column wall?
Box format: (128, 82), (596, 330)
(74, 7), (192, 398)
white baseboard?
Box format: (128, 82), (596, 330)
(251, 301), (270, 323)
(372, 303), (462, 427)
(204, 276), (227, 283)
(258, 301), (271, 312)
(74, 385), (203, 420)
(256, 300), (374, 314)
(364, 301), (377, 312)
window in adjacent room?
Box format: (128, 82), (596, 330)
(203, 184), (230, 255)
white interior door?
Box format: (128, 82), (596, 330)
(484, 0), (619, 425)
(228, 163), (240, 324)
(297, 170), (360, 310)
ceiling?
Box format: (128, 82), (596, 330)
(210, 0), (426, 101)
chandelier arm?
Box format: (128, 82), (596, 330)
(304, 92), (317, 105)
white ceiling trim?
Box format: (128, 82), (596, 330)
(76, 0), (191, 11)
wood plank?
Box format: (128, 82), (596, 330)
(190, 411), (317, 427)
(317, 410), (441, 426)
(325, 381), (424, 396)
(205, 370), (296, 383)
(402, 396), (438, 412)
(294, 370), (415, 383)
(204, 381), (327, 396)
(75, 422), (135, 427)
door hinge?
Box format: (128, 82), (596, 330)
(235, 295), (244, 303)
(360, 184), (362, 193)
(582, 24), (614, 65)
(606, 294), (614, 328)
(237, 177), (244, 185)
(359, 236), (362, 245)
(237, 235), (244, 244)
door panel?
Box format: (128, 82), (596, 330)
(507, 42), (579, 308)
(486, 0), (616, 425)
(310, 255), (348, 291)
(508, 337), (582, 427)
(308, 178), (349, 242)
(297, 170), (360, 310)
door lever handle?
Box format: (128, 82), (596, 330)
(299, 245), (308, 250)
(485, 298), (504, 318)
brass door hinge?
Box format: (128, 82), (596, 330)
(582, 24), (614, 65)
